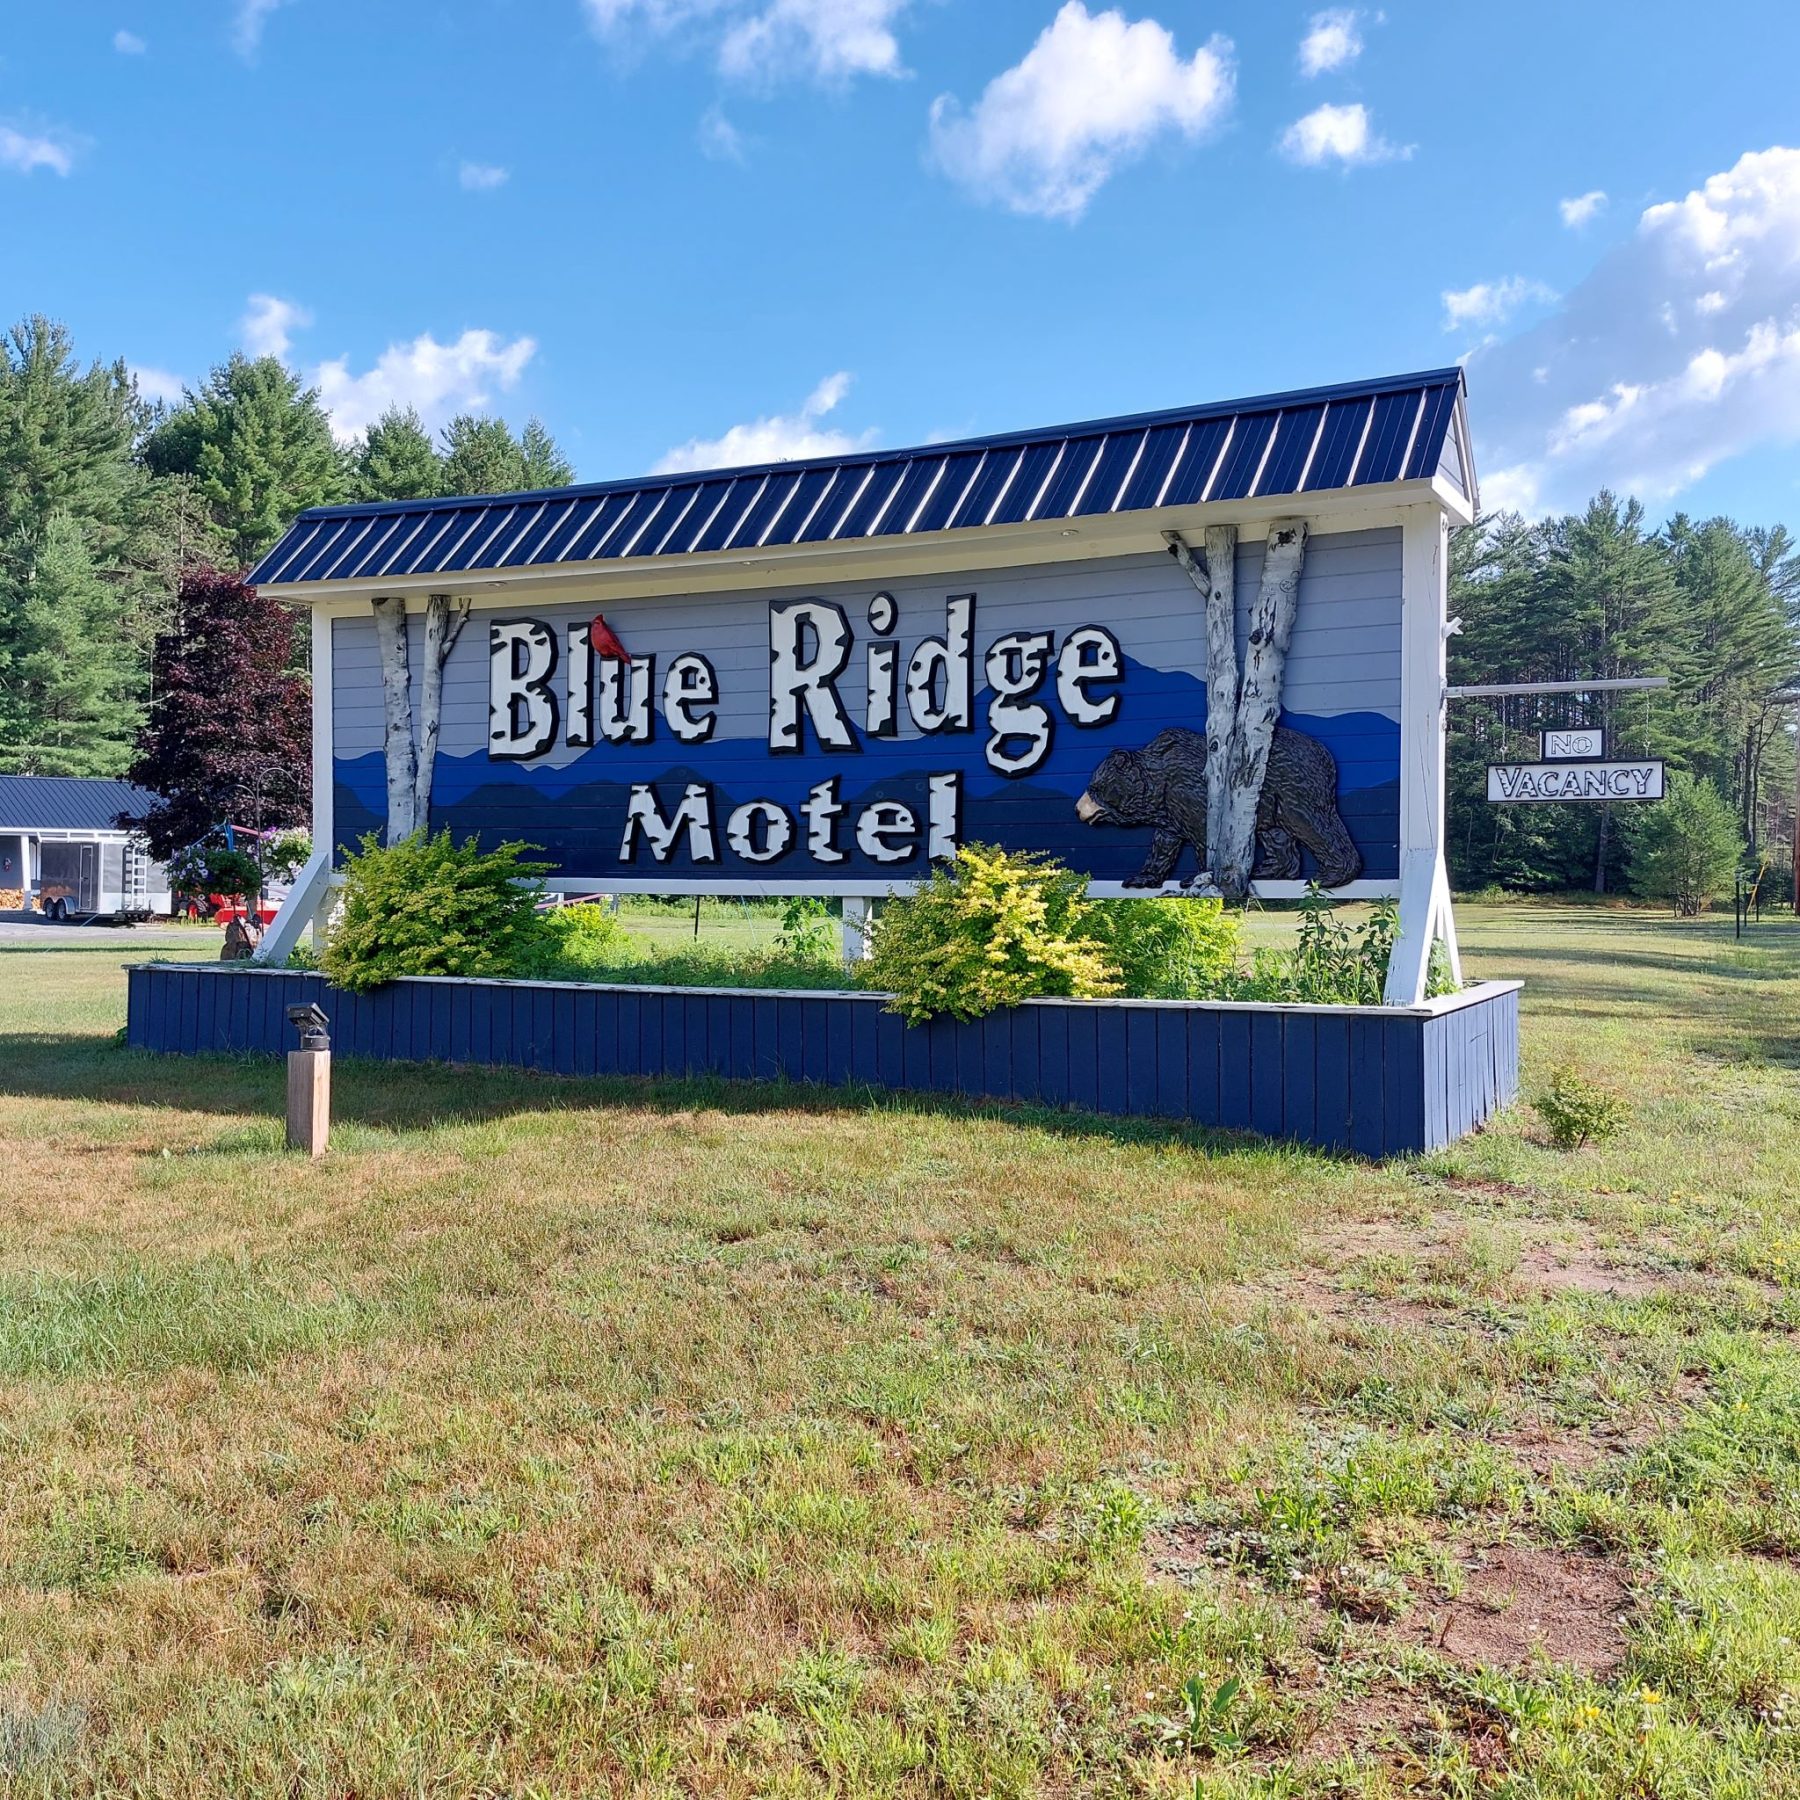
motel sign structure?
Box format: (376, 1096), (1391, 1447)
(250, 369), (1480, 1005)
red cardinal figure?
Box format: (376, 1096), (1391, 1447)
(589, 614), (631, 662)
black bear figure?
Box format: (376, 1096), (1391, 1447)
(1076, 725), (1362, 889)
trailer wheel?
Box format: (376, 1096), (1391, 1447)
(50, 898), (68, 922)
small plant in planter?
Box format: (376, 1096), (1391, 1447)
(1533, 1065), (1628, 1149)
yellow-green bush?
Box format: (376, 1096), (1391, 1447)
(859, 844), (1120, 1023)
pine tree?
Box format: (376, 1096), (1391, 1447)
(0, 316), (140, 551)
(142, 355), (344, 567)
(123, 568), (311, 856)
(355, 406), (443, 502)
(0, 513), (143, 775)
(519, 416), (575, 489)
(439, 414), (524, 495)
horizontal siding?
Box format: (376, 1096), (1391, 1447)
(126, 966), (1519, 1157)
(333, 531), (1402, 761)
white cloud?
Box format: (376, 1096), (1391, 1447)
(653, 371), (876, 473)
(113, 28), (147, 54)
(584, 0), (909, 85)
(0, 126), (74, 177)
(1298, 8), (1364, 77)
(1441, 276), (1556, 333)
(312, 329), (539, 444)
(459, 161), (509, 191)
(1279, 100), (1408, 168)
(240, 293), (312, 359)
(1471, 146), (1800, 515)
(1559, 188), (1607, 229)
(928, 3), (1234, 222)
(232, 0), (289, 59)
(699, 105), (748, 162)
(129, 365), (186, 406)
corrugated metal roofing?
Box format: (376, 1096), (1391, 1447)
(0, 775), (160, 833)
(250, 367), (1471, 590)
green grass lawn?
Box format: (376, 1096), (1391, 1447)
(0, 904), (1794, 1796)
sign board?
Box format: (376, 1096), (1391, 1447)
(1541, 727), (1604, 760)
(1487, 760), (1665, 803)
(329, 537), (1407, 893)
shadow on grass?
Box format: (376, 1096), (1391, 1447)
(0, 1032), (1338, 1166)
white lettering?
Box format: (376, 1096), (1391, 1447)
(769, 599), (855, 752)
(621, 783), (716, 863)
(984, 630), (1056, 776)
(598, 655), (654, 743)
(856, 800), (917, 864)
(663, 653), (717, 744)
(1055, 626), (1123, 726)
(802, 778), (847, 862)
(565, 624), (593, 747)
(905, 594), (974, 734)
(927, 773), (961, 861)
(489, 619), (559, 760)
(726, 799), (794, 863)
(865, 641), (899, 737)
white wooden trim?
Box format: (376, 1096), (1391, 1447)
(1385, 503), (1452, 1004)
(259, 484), (1456, 609)
(311, 604), (333, 866)
(150, 961), (1518, 1023)
(538, 875), (1402, 901)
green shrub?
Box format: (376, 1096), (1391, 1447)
(1083, 896), (1241, 999)
(860, 844), (1119, 1023)
(1627, 771), (1743, 916)
(526, 902), (632, 978)
(774, 895), (837, 961)
(1236, 890), (1398, 1005)
(322, 830), (552, 992)
(1533, 1064), (1629, 1149)
(586, 945), (852, 992)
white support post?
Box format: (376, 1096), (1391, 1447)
(254, 850), (331, 965)
(256, 603), (337, 967)
(1385, 505), (1453, 1005)
(841, 896), (871, 965)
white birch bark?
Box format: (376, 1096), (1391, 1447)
(372, 594), (419, 844)
(413, 593), (470, 834)
(1215, 519), (1308, 900)
(1200, 524), (1239, 870)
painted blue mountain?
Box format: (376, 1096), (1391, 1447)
(334, 654), (1400, 882)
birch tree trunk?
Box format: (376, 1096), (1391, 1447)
(372, 595), (419, 844)
(414, 593), (470, 835)
(1215, 520), (1308, 900)
(1200, 524), (1239, 870)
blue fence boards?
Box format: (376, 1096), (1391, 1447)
(125, 966), (1520, 1156)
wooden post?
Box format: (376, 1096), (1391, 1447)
(286, 1048), (330, 1156)
(841, 896), (871, 965)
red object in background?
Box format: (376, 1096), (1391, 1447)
(209, 897), (279, 927)
(589, 614), (630, 661)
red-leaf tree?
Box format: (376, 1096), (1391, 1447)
(121, 568), (311, 858)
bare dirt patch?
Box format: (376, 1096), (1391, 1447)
(1514, 1242), (1667, 1298)
(1300, 1680), (1446, 1765)
(1413, 1544), (1630, 1677)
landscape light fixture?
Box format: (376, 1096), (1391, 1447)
(285, 1002), (330, 1050)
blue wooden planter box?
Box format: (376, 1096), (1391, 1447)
(125, 965), (1519, 1156)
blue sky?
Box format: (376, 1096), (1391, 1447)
(8, 1), (1800, 528)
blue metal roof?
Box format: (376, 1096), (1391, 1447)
(0, 775), (160, 833)
(250, 368), (1470, 589)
